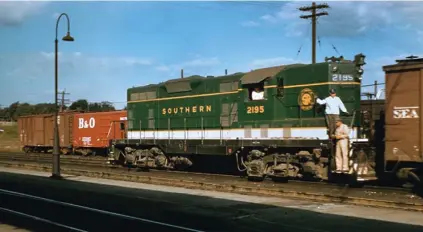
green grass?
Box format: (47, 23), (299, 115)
(0, 124), (20, 152)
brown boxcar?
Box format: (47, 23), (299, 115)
(72, 110), (127, 155)
(18, 112), (75, 153)
(383, 57), (423, 170)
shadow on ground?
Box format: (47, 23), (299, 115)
(0, 171), (422, 232)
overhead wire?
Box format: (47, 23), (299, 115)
(296, 22), (311, 59)
(316, 20), (341, 56)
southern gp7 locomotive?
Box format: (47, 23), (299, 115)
(108, 53), (369, 182)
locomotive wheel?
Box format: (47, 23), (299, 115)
(247, 175), (265, 182)
(270, 176), (288, 183)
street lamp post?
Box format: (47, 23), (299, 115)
(51, 13), (74, 179)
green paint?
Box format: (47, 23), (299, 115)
(127, 58), (364, 131)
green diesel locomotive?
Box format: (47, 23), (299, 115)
(108, 54), (370, 182)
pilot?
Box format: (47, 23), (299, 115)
(315, 89), (349, 137)
(332, 118), (350, 173)
(251, 87), (264, 100)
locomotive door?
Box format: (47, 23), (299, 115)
(219, 81), (239, 141)
(241, 81), (269, 139)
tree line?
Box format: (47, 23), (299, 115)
(0, 99), (123, 121)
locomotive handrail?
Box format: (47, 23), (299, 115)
(349, 110), (356, 129)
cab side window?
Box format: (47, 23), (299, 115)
(249, 86), (265, 101)
(246, 80), (267, 101)
(276, 78), (284, 97)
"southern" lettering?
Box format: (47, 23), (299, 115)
(162, 105), (212, 115)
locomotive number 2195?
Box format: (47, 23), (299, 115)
(247, 106), (264, 114)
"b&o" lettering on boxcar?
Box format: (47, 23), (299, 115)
(78, 117), (96, 129)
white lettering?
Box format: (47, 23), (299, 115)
(89, 117), (96, 128)
(332, 74), (353, 82)
(393, 106), (419, 119)
(78, 117), (96, 129)
(78, 118), (84, 128)
(81, 137), (92, 146)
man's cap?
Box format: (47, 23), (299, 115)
(329, 89), (336, 94)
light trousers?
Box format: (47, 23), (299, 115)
(336, 139), (349, 171)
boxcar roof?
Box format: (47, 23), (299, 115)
(383, 57), (423, 72)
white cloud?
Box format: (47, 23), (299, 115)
(249, 56), (308, 69)
(260, 14), (277, 23)
(155, 57), (220, 73)
(183, 57), (220, 67)
(38, 51), (153, 67)
(257, 2), (423, 38)
(241, 20), (260, 27)
(52, 12), (60, 19)
(155, 65), (170, 72)
(0, 2), (48, 26)
(0, 52), (154, 106)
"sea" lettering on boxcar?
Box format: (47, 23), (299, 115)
(393, 106), (419, 119)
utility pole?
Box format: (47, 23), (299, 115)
(299, 2), (329, 64)
(57, 89), (70, 112)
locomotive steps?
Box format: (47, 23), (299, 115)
(0, 161), (422, 212)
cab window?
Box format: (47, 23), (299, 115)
(277, 78), (284, 97)
(248, 83), (266, 101)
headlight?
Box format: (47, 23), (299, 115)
(332, 66), (338, 72)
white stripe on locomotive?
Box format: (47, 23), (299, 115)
(127, 127), (367, 141)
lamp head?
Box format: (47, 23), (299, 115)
(62, 32), (74, 42)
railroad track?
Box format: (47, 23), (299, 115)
(0, 156), (422, 212)
(0, 188), (203, 232)
(0, 152), (106, 161)
(0, 153), (106, 166)
(0, 152), (413, 193)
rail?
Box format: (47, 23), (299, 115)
(0, 207), (87, 231)
(0, 188), (203, 232)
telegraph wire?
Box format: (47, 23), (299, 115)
(296, 21), (312, 59)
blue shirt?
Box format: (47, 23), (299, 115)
(316, 96), (348, 115)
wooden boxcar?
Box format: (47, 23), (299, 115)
(382, 57), (423, 181)
(72, 110), (127, 155)
(18, 112), (75, 153)
(18, 110), (127, 156)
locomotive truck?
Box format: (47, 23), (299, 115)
(108, 53), (375, 183)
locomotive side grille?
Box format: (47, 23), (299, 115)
(244, 125), (252, 138)
(220, 103), (230, 127)
(148, 109), (155, 129)
(230, 103), (238, 123)
(260, 124), (269, 138)
(128, 110), (134, 129)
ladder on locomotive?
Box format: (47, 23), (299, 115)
(329, 111), (356, 175)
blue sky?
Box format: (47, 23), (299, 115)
(1, 1), (422, 109)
